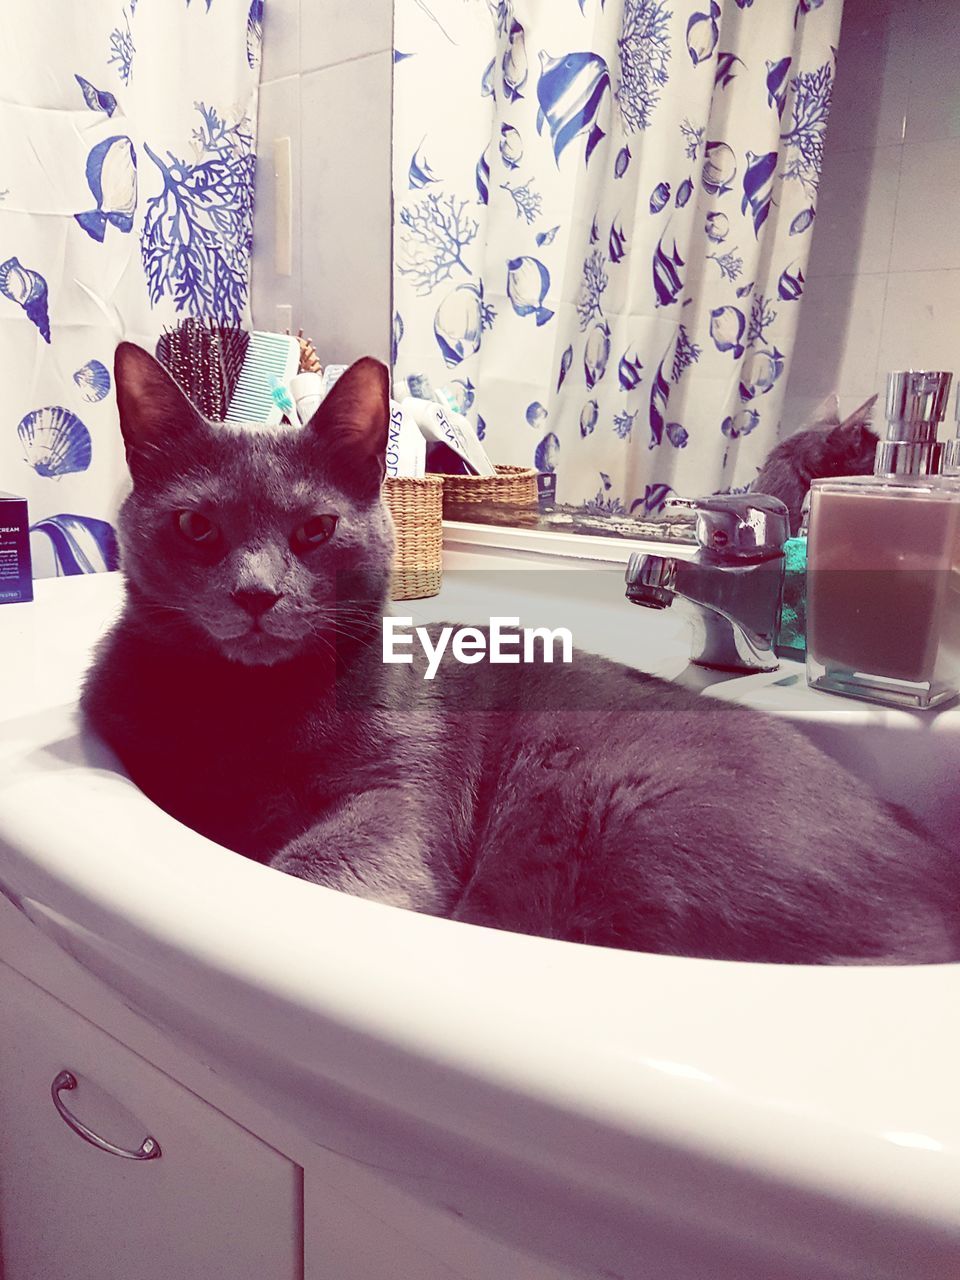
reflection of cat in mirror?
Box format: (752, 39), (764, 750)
(752, 394), (879, 534)
(82, 346), (959, 965)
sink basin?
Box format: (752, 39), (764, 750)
(1, 565), (959, 1280)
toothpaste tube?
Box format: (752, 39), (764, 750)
(401, 396), (496, 477)
(386, 399), (426, 478)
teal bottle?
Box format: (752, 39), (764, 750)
(777, 531), (807, 658)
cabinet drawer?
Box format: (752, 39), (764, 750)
(0, 963), (301, 1280)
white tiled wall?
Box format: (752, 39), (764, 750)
(250, 0), (393, 363)
(781, 0), (960, 437)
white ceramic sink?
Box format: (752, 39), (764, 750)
(1, 567), (959, 1280)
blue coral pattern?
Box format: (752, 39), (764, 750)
(1, 1), (259, 575)
(393, 0), (841, 511)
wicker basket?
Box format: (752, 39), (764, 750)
(383, 475), (444, 600)
(440, 464), (539, 522)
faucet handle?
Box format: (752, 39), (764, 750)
(692, 494), (789, 563)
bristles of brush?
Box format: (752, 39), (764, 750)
(295, 330), (322, 374)
(156, 319), (250, 420)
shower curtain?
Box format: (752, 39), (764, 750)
(393, 0), (842, 517)
(0, 0), (262, 576)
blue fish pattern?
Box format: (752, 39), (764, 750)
(392, 311), (404, 365)
(739, 346), (785, 400)
(30, 514), (119, 575)
(499, 124), (523, 170)
(618, 350), (643, 390)
(526, 401), (548, 428)
(75, 74), (117, 116)
(502, 20), (528, 103)
(246, 0), (264, 69)
(778, 262), (804, 300)
(0, 256), (51, 342)
(536, 49), (610, 168)
(741, 150), (778, 237)
(648, 359), (670, 448)
(687, 1), (721, 66)
(721, 408), (761, 438)
(476, 414), (487, 441)
(790, 206), (816, 235)
(448, 378), (476, 412)
(434, 283), (486, 367)
(675, 177), (694, 208)
(73, 359), (111, 402)
(766, 57), (792, 119)
(709, 305), (746, 358)
(714, 52), (743, 89)
(701, 141), (737, 196)
(666, 422), (689, 448)
(475, 146), (491, 204)
(536, 225), (560, 247)
(652, 230), (685, 307)
(481, 57), (496, 98)
(609, 221), (627, 263)
(506, 256), (554, 326)
(704, 210), (728, 243)
(75, 135), (137, 242)
(649, 181), (671, 213)
(631, 484), (674, 517)
(535, 431), (560, 472)
(557, 344), (573, 391)
(615, 145), (631, 179)
(18, 406), (92, 478)
(579, 400), (598, 437)
(583, 321), (611, 389)
(408, 140), (439, 189)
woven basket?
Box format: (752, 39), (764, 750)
(441, 464), (539, 522)
(383, 475), (444, 600)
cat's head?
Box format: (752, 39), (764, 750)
(113, 342), (393, 667)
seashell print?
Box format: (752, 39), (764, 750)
(701, 141), (737, 196)
(615, 145), (631, 179)
(29, 513), (118, 575)
(534, 431), (560, 472)
(526, 401), (548, 429)
(675, 177), (694, 208)
(536, 225), (560, 247)
(666, 422), (689, 448)
(75, 74), (117, 116)
(704, 211), (729, 243)
(73, 359), (111, 403)
(18, 406), (92, 478)
(0, 256), (51, 342)
(789, 206), (816, 235)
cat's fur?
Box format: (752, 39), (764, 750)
(752, 395), (879, 534)
(82, 346), (959, 964)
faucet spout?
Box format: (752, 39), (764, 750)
(624, 495), (789, 673)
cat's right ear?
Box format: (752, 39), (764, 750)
(114, 342), (205, 482)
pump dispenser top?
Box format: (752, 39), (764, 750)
(875, 369), (952, 477)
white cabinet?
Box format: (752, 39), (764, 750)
(0, 963), (301, 1280)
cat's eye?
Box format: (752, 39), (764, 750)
(176, 511), (219, 544)
(291, 514), (337, 552)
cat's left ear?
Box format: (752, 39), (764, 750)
(114, 341), (206, 482)
(306, 358), (389, 500)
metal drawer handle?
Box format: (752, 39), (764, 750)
(51, 1070), (162, 1161)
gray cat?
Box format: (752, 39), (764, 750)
(82, 345), (959, 964)
(752, 394), (879, 534)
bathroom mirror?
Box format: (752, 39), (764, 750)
(385, 0), (957, 540)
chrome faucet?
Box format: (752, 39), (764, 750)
(624, 494), (789, 672)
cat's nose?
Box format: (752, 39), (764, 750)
(232, 589), (282, 618)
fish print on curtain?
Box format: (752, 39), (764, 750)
(393, 0), (842, 517)
(0, 1), (261, 577)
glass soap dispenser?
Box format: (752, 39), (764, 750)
(806, 369), (960, 709)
